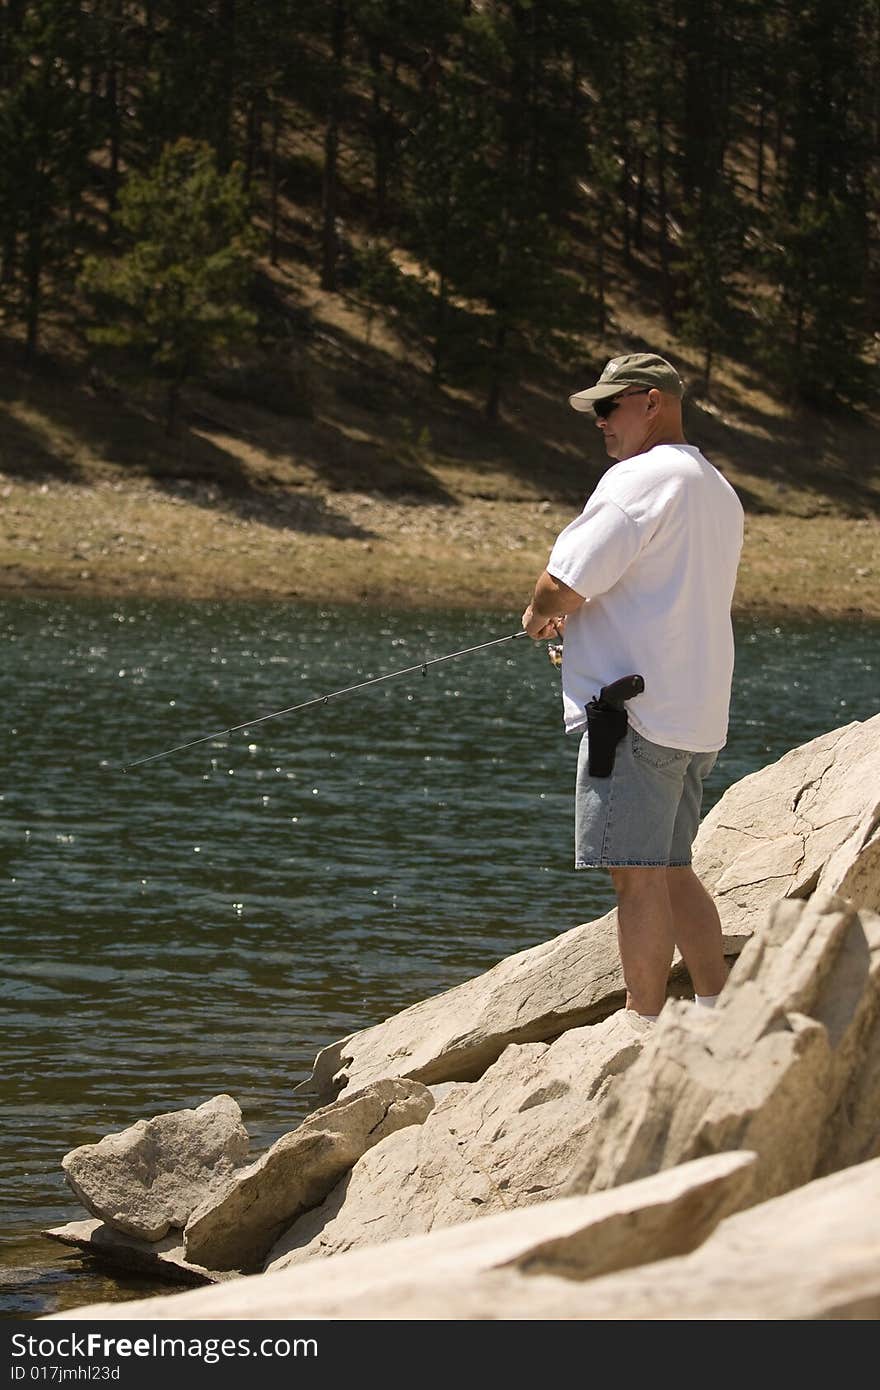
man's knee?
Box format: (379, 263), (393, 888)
(611, 865), (668, 900)
(665, 864), (695, 888)
(666, 865), (713, 897)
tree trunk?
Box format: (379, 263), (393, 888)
(621, 141), (632, 265)
(756, 86), (766, 202)
(105, 0), (123, 216)
(596, 194), (607, 335)
(774, 102), (784, 169)
(269, 97), (281, 266)
(107, 66), (122, 215)
(634, 149), (646, 251)
(368, 42), (388, 227)
(243, 97), (259, 190)
(618, 54), (631, 264)
(103, 57), (117, 193)
(485, 319), (507, 423)
(165, 377), (182, 437)
(24, 223), (41, 360)
(430, 167), (453, 384)
(432, 269), (448, 385)
(320, 0), (346, 292)
(215, 0), (236, 171)
(2, 232), (16, 284)
(655, 107), (673, 325)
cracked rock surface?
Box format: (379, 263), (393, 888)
(43, 1153), (880, 1322)
(693, 713), (880, 932)
(565, 893), (880, 1203)
(46, 1152), (760, 1320)
(266, 1011), (650, 1270)
(182, 1077), (433, 1272)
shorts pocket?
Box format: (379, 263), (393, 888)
(631, 730), (692, 770)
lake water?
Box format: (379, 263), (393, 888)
(1, 598), (877, 1318)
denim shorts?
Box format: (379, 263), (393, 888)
(575, 726), (717, 869)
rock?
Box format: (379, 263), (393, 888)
(693, 714), (880, 935)
(565, 892), (880, 1203)
(42, 1220), (231, 1285)
(61, 1095), (249, 1241)
(353, 1156), (880, 1321)
(298, 714), (880, 1105)
(45, 1157), (880, 1322)
(816, 802), (880, 910)
(267, 1011), (650, 1269)
(272, 891), (879, 1272)
(183, 1078), (433, 1273)
(42, 1150), (759, 1319)
(426, 1082), (463, 1105)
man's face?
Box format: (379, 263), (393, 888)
(593, 387), (654, 460)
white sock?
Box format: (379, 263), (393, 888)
(638, 1013), (659, 1023)
(695, 993), (720, 1009)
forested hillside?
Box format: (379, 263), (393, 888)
(0, 1), (878, 512)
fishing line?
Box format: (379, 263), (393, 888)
(124, 629), (529, 771)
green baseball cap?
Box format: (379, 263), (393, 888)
(569, 352), (684, 411)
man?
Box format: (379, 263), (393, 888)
(522, 352), (744, 1022)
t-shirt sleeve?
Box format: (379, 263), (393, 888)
(546, 497), (642, 599)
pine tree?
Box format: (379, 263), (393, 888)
(757, 193), (869, 405)
(397, 0), (594, 419)
(753, 0), (874, 404)
(80, 138), (258, 433)
(677, 186), (745, 384)
(0, 0), (94, 356)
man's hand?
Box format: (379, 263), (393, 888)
(522, 570), (584, 639)
(521, 604), (564, 640)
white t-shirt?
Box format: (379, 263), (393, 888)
(546, 443), (744, 750)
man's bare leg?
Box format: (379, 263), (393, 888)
(666, 866), (729, 997)
(610, 866), (675, 1016)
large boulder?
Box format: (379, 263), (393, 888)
(41, 1156), (880, 1321)
(42, 1150), (759, 1320)
(694, 714), (880, 936)
(565, 892), (880, 1202)
(182, 1078), (433, 1272)
(816, 802), (880, 908)
(270, 891), (880, 1267)
(267, 1011), (649, 1270)
(61, 1095), (249, 1241)
(298, 714), (880, 1105)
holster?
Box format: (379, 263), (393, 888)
(585, 697), (629, 777)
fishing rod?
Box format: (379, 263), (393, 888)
(124, 628), (529, 770)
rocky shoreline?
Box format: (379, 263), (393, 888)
(42, 712), (880, 1319)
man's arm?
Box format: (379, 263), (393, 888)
(521, 569), (586, 638)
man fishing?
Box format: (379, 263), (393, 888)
(522, 352), (744, 1023)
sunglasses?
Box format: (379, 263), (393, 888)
(593, 388), (651, 420)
